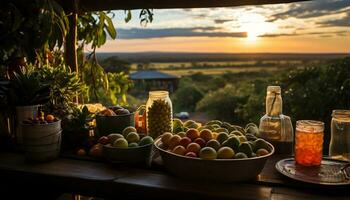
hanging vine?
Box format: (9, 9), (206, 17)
(77, 9), (153, 104)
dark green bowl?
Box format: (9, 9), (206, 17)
(96, 113), (135, 136)
(154, 137), (274, 182)
(103, 143), (153, 164)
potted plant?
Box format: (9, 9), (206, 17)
(8, 68), (50, 145)
(61, 105), (95, 151)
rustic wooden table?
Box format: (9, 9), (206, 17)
(0, 152), (349, 200)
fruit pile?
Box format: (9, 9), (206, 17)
(100, 126), (154, 148)
(23, 112), (58, 125)
(97, 106), (130, 116)
(158, 120), (272, 160)
(77, 126), (154, 157)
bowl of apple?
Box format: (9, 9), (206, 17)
(96, 106), (135, 136)
(154, 120), (274, 182)
(99, 126), (154, 164)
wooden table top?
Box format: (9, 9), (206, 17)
(0, 152), (349, 200)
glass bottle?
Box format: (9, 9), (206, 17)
(146, 91), (173, 139)
(329, 110), (350, 161)
(259, 86), (294, 154)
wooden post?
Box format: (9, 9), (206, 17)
(64, 0), (78, 74)
(64, 0), (79, 103)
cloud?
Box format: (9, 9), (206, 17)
(267, 0), (350, 22)
(259, 30), (349, 38)
(259, 33), (297, 37)
(317, 13), (350, 27)
(116, 27), (247, 39)
(214, 19), (232, 24)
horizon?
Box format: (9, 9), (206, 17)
(94, 0), (350, 54)
(96, 51), (350, 54)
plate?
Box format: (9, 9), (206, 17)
(275, 158), (350, 185)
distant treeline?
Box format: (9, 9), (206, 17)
(143, 60), (319, 71)
(96, 52), (350, 63)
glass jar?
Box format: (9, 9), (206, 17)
(259, 86), (294, 154)
(146, 91), (173, 138)
(329, 110), (350, 161)
(295, 120), (324, 166)
(135, 105), (147, 134)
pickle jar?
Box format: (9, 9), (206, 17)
(146, 91), (173, 138)
(329, 110), (350, 161)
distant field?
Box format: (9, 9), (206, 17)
(129, 60), (307, 71)
(128, 59), (311, 75)
(130, 66), (287, 76)
(130, 61), (258, 70)
(161, 66), (284, 76)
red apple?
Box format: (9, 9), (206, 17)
(194, 138), (206, 148)
(179, 137), (191, 148)
(98, 136), (110, 145)
(185, 152), (197, 158)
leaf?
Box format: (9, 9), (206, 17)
(103, 73), (109, 91)
(97, 31), (106, 47)
(124, 10), (132, 23)
(105, 14), (117, 39)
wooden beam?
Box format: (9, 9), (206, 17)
(64, 0), (78, 73)
(78, 0), (311, 12)
(63, 0), (79, 103)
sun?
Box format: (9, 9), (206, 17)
(246, 26), (260, 41)
(238, 13), (275, 42)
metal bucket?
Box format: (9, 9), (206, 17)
(23, 131), (61, 145)
(15, 105), (39, 145)
(23, 138), (61, 162)
(22, 120), (62, 162)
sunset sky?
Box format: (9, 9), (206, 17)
(96, 0), (350, 53)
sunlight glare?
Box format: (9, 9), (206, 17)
(238, 13), (275, 42)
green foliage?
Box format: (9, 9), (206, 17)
(8, 66), (50, 106)
(281, 57), (350, 129)
(78, 10), (154, 104)
(235, 79), (270, 124)
(207, 76), (227, 91)
(0, 0), (68, 65)
(36, 61), (86, 117)
(196, 84), (248, 123)
(61, 105), (94, 149)
(93, 72), (133, 106)
(171, 78), (204, 112)
(78, 11), (117, 49)
(99, 56), (131, 73)
(62, 105), (93, 133)
(139, 9), (154, 26)
(195, 57), (350, 131)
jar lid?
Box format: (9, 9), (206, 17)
(332, 110), (350, 119)
(149, 91), (169, 97)
(296, 120), (324, 133)
(267, 86), (281, 95)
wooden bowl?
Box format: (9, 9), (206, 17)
(154, 137), (274, 182)
(103, 143), (152, 164)
(95, 112), (135, 136)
